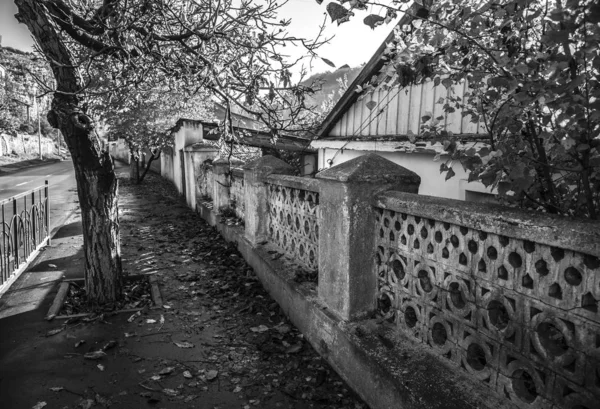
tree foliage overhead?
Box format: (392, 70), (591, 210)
(321, 0), (600, 219)
(101, 86), (211, 157)
(26, 0), (327, 137)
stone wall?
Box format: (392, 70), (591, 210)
(0, 133), (55, 157)
(176, 152), (600, 409)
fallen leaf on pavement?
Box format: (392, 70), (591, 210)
(32, 402), (47, 409)
(97, 364), (105, 371)
(84, 350), (106, 360)
(78, 398), (94, 409)
(174, 341), (194, 348)
(250, 325), (269, 333)
(285, 342), (302, 354)
(46, 327), (64, 337)
(159, 367), (174, 375)
(127, 311), (141, 322)
(102, 340), (117, 351)
(95, 393), (110, 406)
(163, 388), (179, 397)
(206, 370), (218, 381)
(275, 324), (291, 334)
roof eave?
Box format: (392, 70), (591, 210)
(316, 6), (420, 139)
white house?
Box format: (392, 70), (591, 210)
(311, 15), (495, 202)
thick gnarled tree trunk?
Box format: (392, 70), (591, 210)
(15, 0), (123, 304)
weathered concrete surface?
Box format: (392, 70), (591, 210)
(243, 156), (294, 246)
(197, 202), (515, 409)
(316, 154), (421, 320)
(212, 157), (244, 213)
(375, 190), (600, 257)
(266, 174), (321, 192)
(183, 144), (218, 210)
(316, 153), (421, 186)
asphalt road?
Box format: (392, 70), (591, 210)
(0, 160), (80, 237)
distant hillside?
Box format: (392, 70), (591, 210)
(303, 64), (363, 112)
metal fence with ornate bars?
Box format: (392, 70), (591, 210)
(0, 181), (50, 290)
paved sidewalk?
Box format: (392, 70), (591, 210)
(0, 171), (366, 409)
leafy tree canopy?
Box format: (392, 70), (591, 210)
(321, 0), (600, 219)
(21, 0), (328, 139)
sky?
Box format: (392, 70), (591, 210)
(0, 0), (398, 75)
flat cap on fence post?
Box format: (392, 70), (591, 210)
(316, 153), (421, 321)
(243, 155), (294, 246)
(212, 157), (244, 214)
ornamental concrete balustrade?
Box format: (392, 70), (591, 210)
(239, 154), (420, 317)
(189, 152), (600, 409)
(373, 192), (600, 409)
(265, 174), (320, 272)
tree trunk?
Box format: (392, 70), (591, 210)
(139, 150), (160, 183)
(130, 153), (140, 182)
(15, 0), (123, 304)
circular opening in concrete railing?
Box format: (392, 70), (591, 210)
(511, 369), (538, 403)
(391, 259), (405, 280)
(466, 343), (487, 371)
(488, 300), (509, 330)
(431, 322), (447, 346)
(536, 322), (569, 357)
(535, 259), (549, 276)
(449, 282), (466, 309)
(378, 293), (392, 314)
(564, 267), (582, 286)
(468, 240), (478, 254)
(404, 306), (417, 328)
(417, 270), (433, 293)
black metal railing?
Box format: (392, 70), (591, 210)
(0, 181), (50, 289)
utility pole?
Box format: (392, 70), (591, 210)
(37, 95), (42, 159)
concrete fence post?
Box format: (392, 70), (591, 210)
(184, 143), (219, 210)
(315, 153), (421, 321)
(243, 155), (294, 246)
(212, 157), (244, 213)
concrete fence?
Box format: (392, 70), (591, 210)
(162, 151), (600, 409)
